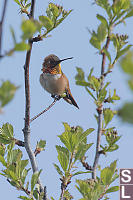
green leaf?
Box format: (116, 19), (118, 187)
(14, 0), (21, 6)
(36, 140), (46, 151)
(53, 163), (63, 176)
(125, 8), (133, 18)
(75, 67), (85, 81)
(46, 3), (59, 22)
(0, 134), (11, 144)
(106, 186), (119, 193)
(118, 102), (133, 124)
(31, 170), (42, 192)
(85, 87), (96, 101)
(128, 77), (133, 90)
(90, 35), (101, 50)
(1, 123), (13, 138)
(103, 108), (114, 127)
(56, 146), (69, 172)
(21, 20), (37, 40)
(15, 42), (30, 51)
(63, 122), (71, 131)
(120, 51), (133, 75)
(18, 196), (32, 200)
(96, 0), (112, 18)
(101, 167), (112, 185)
(73, 171), (92, 177)
(96, 14), (108, 28)
(75, 143), (93, 161)
(112, 89), (120, 101)
(90, 76), (101, 92)
(117, 45), (132, 59)
(0, 81), (18, 107)
(39, 16), (53, 31)
(0, 155), (7, 166)
(108, 144), (119, 152)
(76, 81), (90, 87)
(33, 189), (39, 200)
(98, 87), (107, 103)
(97, 23), (107, 42)
(0, 144), (5, 156)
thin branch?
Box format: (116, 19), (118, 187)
(60, 183), (66, 200)
(23, 0), (44, 194)
(0, 0), (8, 55)
(14, 138), (25, 147)
(30, 98), (58, 123)
(92, 36), (110, 180)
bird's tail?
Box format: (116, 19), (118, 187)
(63, 89), (79, 109)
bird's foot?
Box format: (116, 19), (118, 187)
(51, 94), (61, 101)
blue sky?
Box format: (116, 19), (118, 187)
(0, 0), (133, 199)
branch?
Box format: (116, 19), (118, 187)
(14, 138), (25, 147)
(0, 0), (8, 55)
(23, 0), (45, 194)
(92, 36), (110, 180)
(30, 98), (58, 123)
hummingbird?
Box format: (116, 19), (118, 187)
(39, 54), (79, 109)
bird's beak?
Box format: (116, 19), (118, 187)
(59, 57), (73, 63)
(51, 57), (73, 68)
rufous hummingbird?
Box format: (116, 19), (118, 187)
(40, 54), (79, 109)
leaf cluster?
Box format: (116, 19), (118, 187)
(54, 123), (94, 188)
(89, 0), (133, 68)
(75, 68), (120, 107)
(76, 160), (119, 200)
(10, 2), (72, 53)
(0, 124), (44, 200)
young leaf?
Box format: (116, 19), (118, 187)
(96, 14), (108, 28)
(101, 167), (112, 185)
(106, 186), (119, 193)
(18, 196), (32, 200)
(0, 155), (7, 167)
(75, 67), (85, 82)
(39, 16), (53, 31)
(62, 122), (71, 131)
(117, 45), (132, 59)
(103, 108), (114, 127)
(97, 23), (107, 43)
(56, 146), (69, 172)
(15, 42), (30, 51)
(14, 0), (21, 6)
(120, 51), (133, 75)
(53, 163), (63, 176)
(85, 87), (97, 101)
(73, 171), (92, 177)
(31, 170), (42, 192)
(90, 35), (101, 50)
(21, 20), (37, 40)
(0, 81), (18, 107)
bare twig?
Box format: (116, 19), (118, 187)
(92, 36), (110, 180)
(0, 0), (8, 55)
(30, 98), (58, 123)
(23, 0), (44, 194)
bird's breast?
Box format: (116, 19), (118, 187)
(40, 73), (67, 95)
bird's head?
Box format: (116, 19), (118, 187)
(42, 54), (73, 74)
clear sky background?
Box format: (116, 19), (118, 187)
(0, 0), (133, 199)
